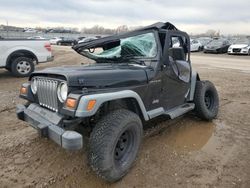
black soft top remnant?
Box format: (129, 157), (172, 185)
(136, 22), (178, 31)
(73, 22), (178, 53)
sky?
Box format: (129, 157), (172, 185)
(0, 0), (249, 35)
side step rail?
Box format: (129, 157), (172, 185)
(164, 103), (195, 119)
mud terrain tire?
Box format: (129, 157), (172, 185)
(194, 81), (219, 120)
(89, 109), (143, 182)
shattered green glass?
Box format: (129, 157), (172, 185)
(85, 32), (157, 60)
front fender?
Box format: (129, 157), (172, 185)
(75, 90), (149, 121)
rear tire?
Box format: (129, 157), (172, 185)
(11, 57), (34, 77)
(194, 81), (219, 120)
(89, 109), (143, 182)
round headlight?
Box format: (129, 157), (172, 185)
(57, 82), (68, 102)
(31, 78), (38, 94)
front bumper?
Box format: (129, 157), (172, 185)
(204, 49), (218, 53)
(228, 49), (248, 55)
(16, 103), (82, 150)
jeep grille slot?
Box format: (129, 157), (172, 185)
(36, 78), (58, 112)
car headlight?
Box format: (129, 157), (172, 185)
(228, 47), (232, 50)
(57, 82), (68, 102)
(31, 78), (38, 94)
(242, 47), (248, 50)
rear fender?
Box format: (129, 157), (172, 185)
(188, 71), (200, 101)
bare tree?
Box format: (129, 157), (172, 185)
(116, 25), (128, 33)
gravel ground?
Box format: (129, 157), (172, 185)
(0, 46), (250, 188)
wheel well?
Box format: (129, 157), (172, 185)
(196, 73), (201, 81)
(6, 50), (37, 68)
(99, 98), (144, 121)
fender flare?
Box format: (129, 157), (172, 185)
(75, 90), (149, 121)
(188, 71), (200, 101)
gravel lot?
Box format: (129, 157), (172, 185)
(0, 46), (250, 188)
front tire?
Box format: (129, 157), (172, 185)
(89, 109), (143, 182)
(194, 81), (219, 120)
(11, 57), (34, 77)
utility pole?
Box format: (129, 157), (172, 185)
(6, 19), (9, 38)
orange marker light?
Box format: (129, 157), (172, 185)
(87, 100), (96, 111)
(66, 98), (77, 109)
(20, 87), (27, 95)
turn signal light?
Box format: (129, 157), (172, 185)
(20, 86), (27, 95)
(87, 100), (96, 111)
(65, 98), (77, 109)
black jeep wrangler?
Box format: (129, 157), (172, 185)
(17, 22), (219, 182)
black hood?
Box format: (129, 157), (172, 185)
(31, 64), (148, 88)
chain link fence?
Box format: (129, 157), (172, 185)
(0, 31), (106, 39)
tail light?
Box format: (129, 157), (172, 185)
(44, 43), (52, 52)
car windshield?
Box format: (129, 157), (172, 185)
(82, 32), (157, 61)
(209, 40), (224, 46)
(234, 38), (250, 45)
(199, 38), (212, 45)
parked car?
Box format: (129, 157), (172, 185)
(24, 28), (37, 33)
(57, 38), (77, 46)
(204, 39), (231, 53)
(190, 39), (203, 52)
(228, 38), (250, 55)
(0, 39), (53, 76)
(27, 36), (46, 40)
(17, 22), (219, 182)
(78, 37), (98, 44)
(50, 37), (62, 45)
(77, 36), (86, 41)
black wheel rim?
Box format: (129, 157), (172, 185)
(114, 129), (134, 166)
(205, 91), (214, 110)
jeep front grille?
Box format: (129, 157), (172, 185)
(36, 77), (59, 112)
